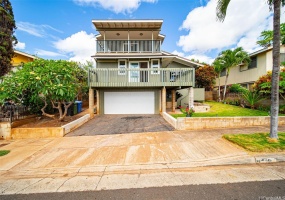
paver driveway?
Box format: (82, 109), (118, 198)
(66, 114), (175, 136)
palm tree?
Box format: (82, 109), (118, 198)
(215, 47), (250, 101)
(213, 59), (224, 102)
(216, 0), (285, 139)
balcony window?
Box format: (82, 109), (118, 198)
(118, 60), (126, 75)
(151, 59), (160, 74)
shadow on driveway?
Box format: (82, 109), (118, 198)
(65, 114), (174, 136)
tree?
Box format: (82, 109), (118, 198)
(0, 0), (17, 77)
(214, 47), (250, 101)
(213, 59), (225, 101)
(216, 0), (285, 140)
(195, 65), (217, 91)
(0, 59), (88, 121)
(257, 23), (285, 47)
(253, 68), (285, 100)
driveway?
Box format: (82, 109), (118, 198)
(65, 114), (175, 136)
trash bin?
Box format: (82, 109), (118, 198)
(75, 101), (82, 113)
(66, 102), (74, 116)
(73, 102), (78, 115)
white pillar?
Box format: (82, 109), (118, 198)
(162, 87), (166, 113)
(96, 90), (100, 115)
(188, 87), (194, 108)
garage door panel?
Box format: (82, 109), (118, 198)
(104, 92), (155, 114)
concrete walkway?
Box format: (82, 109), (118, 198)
(0, 126), (285, 194)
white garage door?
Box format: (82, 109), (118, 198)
(104, 91), (155, 114)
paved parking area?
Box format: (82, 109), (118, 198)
(65, 114), (175, 136)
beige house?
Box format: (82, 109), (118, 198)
(217, 45), (285, 90)
(88, 19), (202, 115)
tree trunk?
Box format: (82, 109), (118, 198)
(40, 99), (55, 119)
(218, 75), (221, 102)
(223, 71), (229, 101)
(270, 0), (281, 139)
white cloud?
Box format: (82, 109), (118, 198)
(53, 31), (96, 64)
(73, 0), (157, 14)
(177, 0), (282, 55)
(186, 54), (214, 65)
(35, 49), (67, 57)
(17, 22), (62, 38)
(172, 50), (214, 65)
(14, 41), (25, 50)
(172, 50), (185, 57)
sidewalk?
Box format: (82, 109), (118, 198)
(0, 126), (285, 194)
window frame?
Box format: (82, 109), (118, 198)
(151, 59), (160, 74)
(118, 59), (127, 75)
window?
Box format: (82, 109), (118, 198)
(151, 59), (160, 74)
(248, 56), (257, 69)
(220, 68), (226, 77)
(281, 53), (285, 63)
(118, 60), (126, 75)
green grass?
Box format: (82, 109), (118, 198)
(0, 150), (10, 156)
(223, 133), (285, 152)
(172, 101), (272, 118)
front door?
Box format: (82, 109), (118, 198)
(129, 62), (139, 82)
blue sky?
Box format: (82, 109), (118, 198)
(11, 0), (285, 65)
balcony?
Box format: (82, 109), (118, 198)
(88, 68), (195, 88)
(96, 40), (161, 53)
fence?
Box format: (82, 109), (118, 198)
(0, 105), (30, 123)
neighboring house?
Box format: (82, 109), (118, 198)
(12, 50), (36, 69)
(88, 19), (202, 115)
(217, 45), (285, 90)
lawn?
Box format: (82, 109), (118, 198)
(0, 150), (10, 156)
(171, 101), (271, 118)
(223, 133), (285, 152)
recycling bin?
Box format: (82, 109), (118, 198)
(73, 102), (78, 115)
(75, 101), (82, 113)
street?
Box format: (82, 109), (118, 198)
(1, 179), (284, 200)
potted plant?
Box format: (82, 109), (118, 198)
(185, 106), (195, 117)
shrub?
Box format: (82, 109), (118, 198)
(228, 84), (247, 93)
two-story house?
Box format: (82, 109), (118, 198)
(217, 45), (285, 90)
(88, 19), (202, 116)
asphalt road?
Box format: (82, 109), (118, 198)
(1, 180), (284, 200)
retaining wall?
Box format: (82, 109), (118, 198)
(3, 114), (90, 140)
(162, 113), (285, 130)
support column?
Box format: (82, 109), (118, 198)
(89, 88), (94, 118)
(162, 87), (166, 113)
(96, 90), (100, 115)
(171, 89), (176, 112)
(188, 87), (194, 108)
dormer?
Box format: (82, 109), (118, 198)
(92, 19), (165, 54)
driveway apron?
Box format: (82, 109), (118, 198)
(65, 114), (175, 136)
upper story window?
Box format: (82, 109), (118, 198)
(220, 68), (226, 77)
(248, 56), (257, 69)
(281, 53), (285, 63)
(151, 59), (160, 74)
(118, 60), (127, 75)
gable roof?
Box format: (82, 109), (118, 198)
(14, 50), (36, 59)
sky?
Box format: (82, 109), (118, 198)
(11, 0), (285, 65)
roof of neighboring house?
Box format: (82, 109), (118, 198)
(249, 44), (285, 57)
(14, 50), (36, 59)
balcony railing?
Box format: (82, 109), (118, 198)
(88, 68), (195, 87)
(96, 40), (161, 53)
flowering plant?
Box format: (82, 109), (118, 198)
(185, 106), (195, 117)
